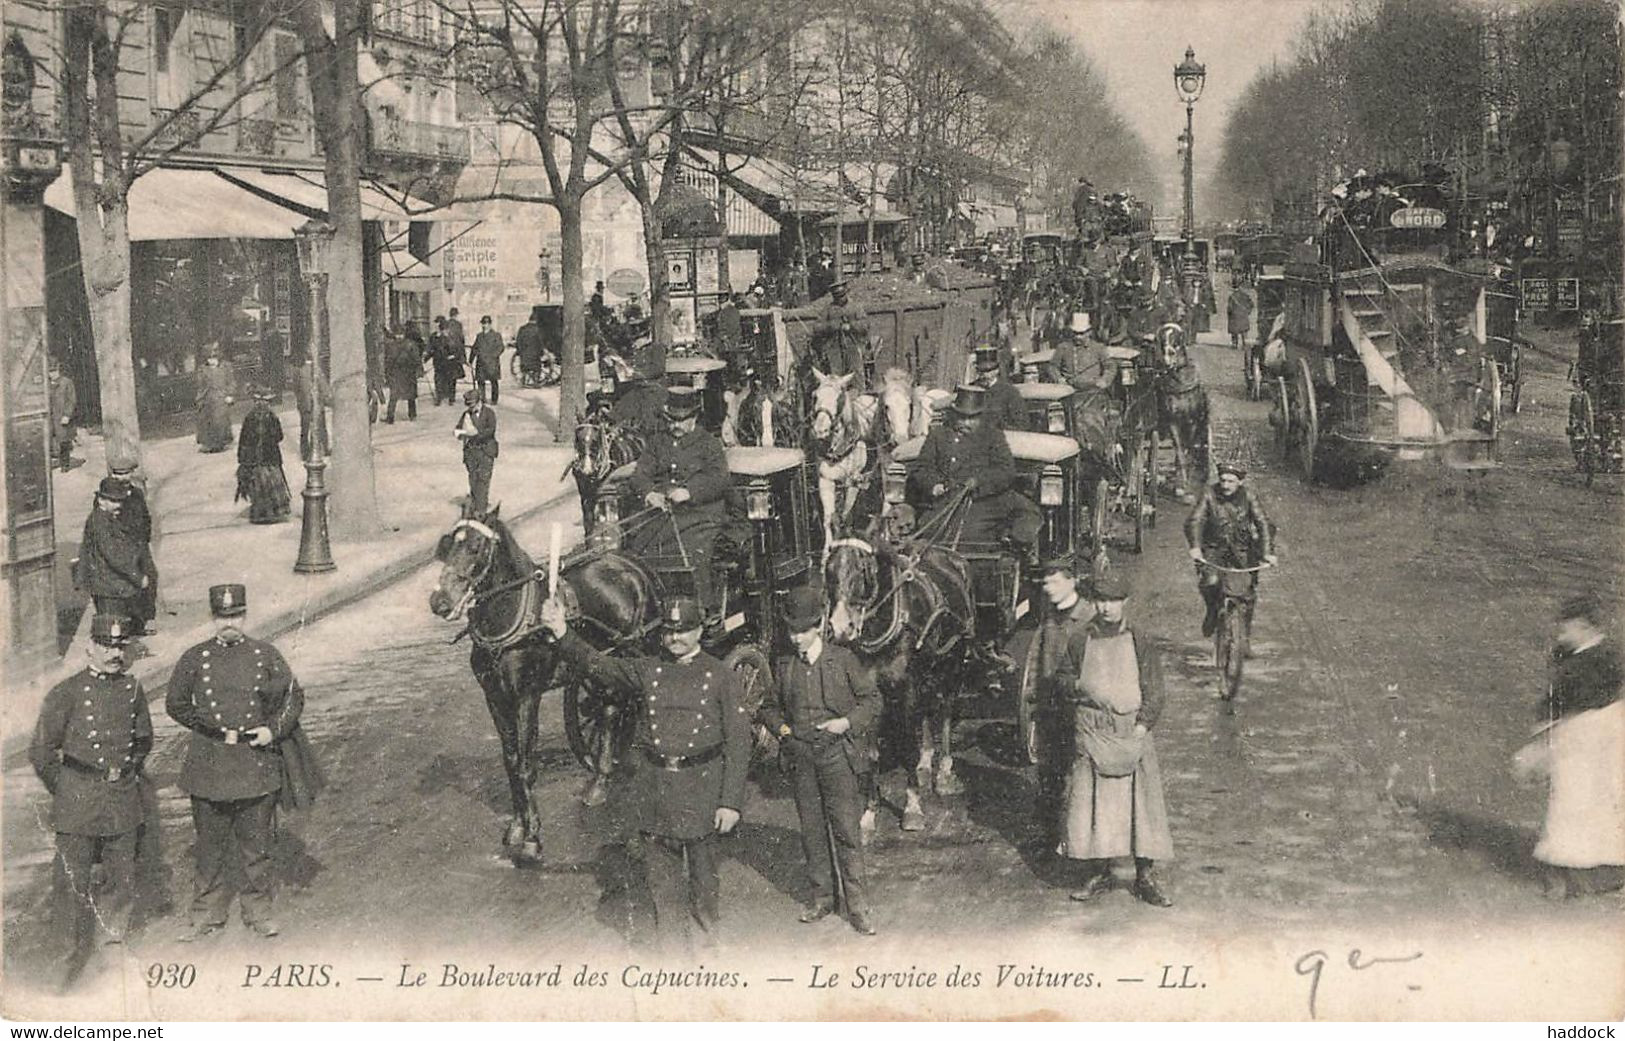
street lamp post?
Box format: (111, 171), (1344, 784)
(293, 219), (337, 574)
(1173, 45), (1207, 327)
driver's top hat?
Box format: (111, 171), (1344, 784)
(950, 384), (987, 416)
(664, 386), (702, 419)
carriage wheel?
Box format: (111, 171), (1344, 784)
(1145, 431), (1160, 504)
(563, 673), (619, 773)
(1271, 376), (1291, 455)
(1017, 625), (1043, 766)
(1573, 392), (1599, 486)
(1482, 356), (1503, 443)
(1294, 357), (1320, 481)
(1089, 476), (1110, 555)
(722, 643), (773, 726)
(1128, 442), (1147, 555)
(1508, 352), (1523, 415)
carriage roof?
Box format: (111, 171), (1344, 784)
(666, 357), (728, 375)
(1016, 382), (1075, 402)
(1021, 349), (1057, 364)
(726, 446), (805, 476)
(891, 430), (1079, 465)
(1105, 345), (1143, 361)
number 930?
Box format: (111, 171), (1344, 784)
(146, 963), (196, 988)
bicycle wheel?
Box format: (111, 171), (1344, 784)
(1219, 605), (1246, 700)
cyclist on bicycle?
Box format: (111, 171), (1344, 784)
(1184, 462), (1276, 637)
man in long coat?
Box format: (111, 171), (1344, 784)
(29, 614), (152, 982)
(1057, 571), (1174, 907)
(1226, 286), (1254, 350)
(539, 596), (748, 951)
(1031, 556), (1096, 846)
(49, 362), (77, 472)
(383, 325), (422, 423)
(166, 584), (307, 939)
(427, 317), (462, 406)
(762, 587), (881, 936)
(236, 387), (290, 523)
(909, 385), (1040, 555)
(624, 387), (729, 614)
(455, 389), (498, 513)
(806, 282), (870, 392)
(514, 307), (546, 383)
(105, 450), (159, 633)
(194, 345), (236, 453)
(74, 479), (151, 626)
(470, 315), (505, 404)
(974, 345), (1026, 431)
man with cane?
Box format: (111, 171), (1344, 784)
(762, 586), (882, 936)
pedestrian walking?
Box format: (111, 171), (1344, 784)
(428, 316), (462, 406)
(1031, 556), (1096, 847)
(455, 389), (498, 513)
(105, 449), (159, 634)
(762, 586), (881, 936)
(49, 361), (77, 472)
(194, 344), (236, 453)
(235, 386), (291, 524)
(470, 315), (504, 404)
(539, 596), (749, 951)
(1227, 286), (1254, 350)
(384, 324), (422, 423)
(515, 307), (546, 385)
(28, 614), (152, 986)
(1057, 571), (1175, 908)
(1514, 594), (1624, 900)
(166, 584), (321, 941)
(73, 479), (152, 628)
(445, 306), (467, 362)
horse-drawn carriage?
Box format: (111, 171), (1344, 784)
(1568, 314), (1625, 484)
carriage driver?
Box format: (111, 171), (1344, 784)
(909, 385), (1042, 561)
(973, 345), (1026, 431)
(625, 386), (730, 619)
(539, 596), (750, 950)
(1183, 462), (1277, 638)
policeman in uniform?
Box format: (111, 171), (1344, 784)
(539, 596), (749, 950)
(625, 386), (730, 615)
(30, 614), (152, 978)
(166, 584), (305, 939)
(909, 385), (1041, 556)
(974, 345), (1026, 431)
(762, 587), (881, 936)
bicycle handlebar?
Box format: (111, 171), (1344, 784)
(1194, 558), (1275, 574)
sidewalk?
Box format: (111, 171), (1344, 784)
(3, 383), (576, 762)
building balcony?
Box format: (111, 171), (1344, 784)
(365, 111), (470, 165)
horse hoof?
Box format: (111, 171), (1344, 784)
(901, 808), (926, 832)
(517, 840), (543, 864)
(580, 779), (608, 807)
(501, 821), (525, 848)
(935, 773), (964, 798)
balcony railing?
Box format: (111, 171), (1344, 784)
(366, 112), (470, 163)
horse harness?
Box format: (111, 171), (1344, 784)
(827, 537), (965, 659)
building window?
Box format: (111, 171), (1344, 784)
(274, 33), (299, 122)
(151, 7), (191, 110)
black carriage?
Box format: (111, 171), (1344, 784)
(562, 445), (820, 774)
(1243, 247), (1293, 400)
(1569, 315), (1625, 484)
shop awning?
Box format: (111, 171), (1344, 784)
(44, 166), (310, 240)
(689, 147), (848, 215)
(216, 168), (450, 222)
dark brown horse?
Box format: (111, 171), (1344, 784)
(823, 530), (975, 836)
(568, 408), (642, 537)
(428, 505), (661, 862)
(1152, 321), (1211, 496)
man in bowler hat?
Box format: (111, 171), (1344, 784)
(455, 389), (499, 513)
(762, 586), (881, 936)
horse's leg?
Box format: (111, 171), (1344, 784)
(478, 660), (527, 850)
(818, 471), (838, 551)
(581, 698), (617, 808)
(903, 665), (929, 831)
(1169, 421), (1188, 500)
(513, 672), (545, 862)
(934, 666), (963, 797)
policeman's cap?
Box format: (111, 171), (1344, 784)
(106, 447), (139, 476)
(96, 477), (131, 502)
(662, 597), (703, 632)
(463, 389), (480, 405)
(1216, 461), (1247, 479)
(210, 583), (248, 618)
(90, 614), (133, 646)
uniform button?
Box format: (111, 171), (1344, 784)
(687, 742), (694, 749)
(89, 730), (98, 736)
(83, 686), (91, 693)
(84, 700), (92, 707)
(651, 723), (658, 730)
(699, 699), (706, 705)
(202, 651), (210, 658)
(654, 739), (662, 747)
(86, 714), (94, 721)
(92, 743), (100, 749)
(692, 727), (699, 734)
(214, 714), (222, 721)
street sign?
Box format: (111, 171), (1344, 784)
(605, 267), (645, 298)
(1521, 278), (1550, 311)
(1389, 207), (1446, 230)
(1554, 278), (1580, 311)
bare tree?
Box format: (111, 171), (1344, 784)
(56, 0), (296, 466)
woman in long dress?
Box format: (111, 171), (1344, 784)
(235, 387), (290, 523)
(195, 344), (236, 452)
(1514, 594), (1624, 900)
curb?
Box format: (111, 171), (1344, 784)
(2, 480), (579, 768)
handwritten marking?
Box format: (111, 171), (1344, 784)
(1296, 948), (1424, 1019)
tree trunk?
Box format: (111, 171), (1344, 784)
(295, 0), (382, 538)
(641, 198), (673, 353)
(63, 7), (141, 466)
(557, 193), (587, 441)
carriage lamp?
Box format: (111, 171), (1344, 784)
(1046, 402), (1068, 434)
(590, 500), (622, 550)
(884, 463), (909, 505)
(1021, 360), (1041, 383)
(1119, 363), (1137, 387)
(746, 477), (774, 521)
(1039, 465), (1066, 507)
